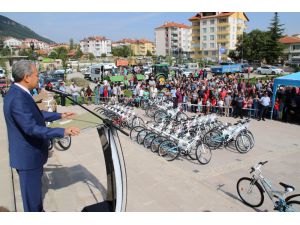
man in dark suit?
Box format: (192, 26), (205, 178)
(3, 60), (80, 212)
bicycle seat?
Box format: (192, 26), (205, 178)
(279, 182), (295, 192)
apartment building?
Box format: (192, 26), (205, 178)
(155, 22), (191, 57)
(188, 12), (248, 61)
(130, 39), (155, 56)
(80, 36), (112, 57)
(3, 37), (22, 48)
(279, 35), (300, 61)
(22, 38), (50, 50)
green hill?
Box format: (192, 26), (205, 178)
(0, 15), (55, 44)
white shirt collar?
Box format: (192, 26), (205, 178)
(15, 83), (32, 96)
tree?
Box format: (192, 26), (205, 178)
(75, 49), (83, 59)
(101, 53), (107, 58)
(48, 51), (58, 59)
(88, 53), (95, 60)
(69, 38), (74, 50)
(146, 50), (152, 56)
(265, 12), (285, 64)
(111, 46), (132, 57)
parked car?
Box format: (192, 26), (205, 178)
(256, 66), (284, 75)
(202, 65), (211, 72)
(182, 68), (193, 77)
(241, 64), (254, 73)
(0, 67), (5, 78)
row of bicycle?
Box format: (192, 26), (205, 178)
(94, 103), (255, 165)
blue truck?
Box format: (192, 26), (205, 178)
(211, 63), (243, 75)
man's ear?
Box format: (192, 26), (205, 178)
(23, 74), (30, 83)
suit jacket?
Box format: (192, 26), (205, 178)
(4, 84), (65, 170)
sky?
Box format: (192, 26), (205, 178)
(1, 12), (300, 43)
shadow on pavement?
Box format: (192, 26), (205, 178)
(216, 184), (268, 212)
(42, 164), (106, 203)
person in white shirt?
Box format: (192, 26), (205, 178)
(258, 92), (270, 121)
(69, 82), (79, 102)
(217, 98), (224, 116)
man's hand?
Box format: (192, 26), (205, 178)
(61, 112), (76, 119)
(64, 127), (80, 136)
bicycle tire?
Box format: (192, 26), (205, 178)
(154, 110), (168, 123)
(150, 136), (167, 153)
(48, 139), (53, 151)
(130, 125), (145, 141)
(235, 133), (252, 154)
(131, 116), (144, 128)
(196, 142), (212, 165)
(57, 136), (72, 151)
(236, 177), (264, 207)
(158, 140), (180, 161)
(143, 133), (158, 148)
(137, 129), (150, 145)
(176, 112), (188, 122)
(203, 130), (223, 150)
(286, 201), (300, 212)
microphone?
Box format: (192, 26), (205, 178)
(48, 88), (72, 97)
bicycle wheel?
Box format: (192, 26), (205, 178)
(154, 110), (168, 123)
(286, 201), (300, 212)
(150, 136), (167, 153)
(146, 106), (157, 118)
(203, 130), (223, 150)
(131, 116), (144, 128)
(158, 140), (180, 161)
(196, 142), (212, 165)
(48, 139), (53, 150)
(137, 129), (150, 145)
(57, 136), (72, 151)
(236, 177), (264, 207)
(235, 133), (252, 154)
(130, 125), (145, 141)
(186, 132), (197, 160)
(143, 133), (158, 148)
(245, 130), (255, 149)
(176, 112), (188, 122)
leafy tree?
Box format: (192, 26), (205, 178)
(48, 51), (58, 59)
(69, 38), (74, 50)
(101, 53), (107, 58)
(88, 53), (95, 60)
(112, 46), (132, 57)
(75, 49), (83, 59)
(146, 50), (152, 56)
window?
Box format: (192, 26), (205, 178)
(203, 43), (207, 49)
(210, 27), (215, 32)
(210, 35), (215, 40)
(218, 26), (227, 32)
(203, 36), (207, 41)
(204, 51), (208, 55)
(218, 35), (227, 40)
(202, 20), (207, 25)
(203, 28), (207, 33)
(210, 19), (215, 25)
(210, 43), (215, 48)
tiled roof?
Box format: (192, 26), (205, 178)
(279, 36), (300, 44)
(188, 12), (249, 21)
(80, 36), (109, 42)
(156, 22), (190, 29)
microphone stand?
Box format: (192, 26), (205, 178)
(49, 88), (128, 212)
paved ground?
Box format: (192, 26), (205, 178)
(1, 97), (300, 212)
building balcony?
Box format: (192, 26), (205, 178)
(192, 26), (200, 30)
(217, 30), (229, 35)
(217, 22), (230, 26)
(192, 33), (200, 37)
(217, 38), (230, 43)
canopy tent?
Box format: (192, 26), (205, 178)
(271, 72), (300, 119)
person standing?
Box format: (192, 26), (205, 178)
(58, 81), (66, 106)
(258, 92), (271, 121)
(3, 60), (80, 212)
(70, 81), (79, 103)
(224, 92), (232, 117)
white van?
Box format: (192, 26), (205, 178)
(186, 63), (199, 71)
(90, 63), (117, 81)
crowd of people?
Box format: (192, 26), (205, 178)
(55, 69), (300, 124)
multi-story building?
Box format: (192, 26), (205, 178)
(279, 35), (300, 61)
(155, 22), (191, 57)
(22, 38), (50, 50)
(80, 36), (112, 57)
(130, 39), (155, 56)
(3, 37), (22, 48)
(188, 12), (249, 61)
(112, 39), (135, 48)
